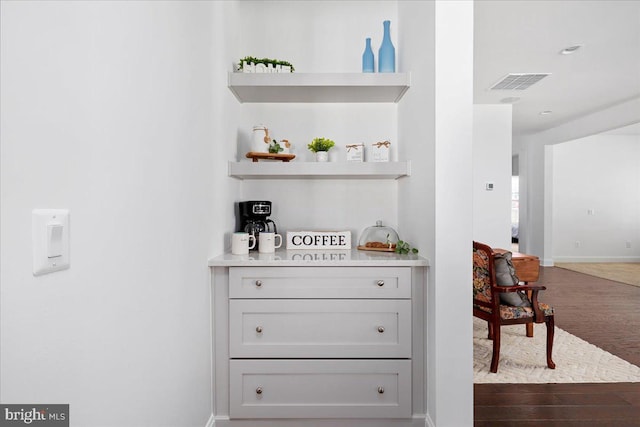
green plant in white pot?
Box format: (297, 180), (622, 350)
(308, 137), (335, 162)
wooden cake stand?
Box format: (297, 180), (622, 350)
(246, 152), (296, 162)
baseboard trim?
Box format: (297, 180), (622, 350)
(207, 417), (427, 426)
(425, 413), (436, 427)
(553, 256), (640, 263)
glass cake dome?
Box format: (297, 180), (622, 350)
(358, 220), (399, 251)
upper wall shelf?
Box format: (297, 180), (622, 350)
(228, 72), (411, 103)
(228, 161), (411, 180)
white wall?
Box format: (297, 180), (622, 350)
(473, 105), (512, 249)
(214, 1), (244, 255)
(398, 1), (475, 426)
(0, 2), (216, 426)
(552, 134), (640, 262)
(430, 2), (475, 425)
(518, 139), (550, 263)
(397, 2), (436, 422)
(515, 98), (640, 262)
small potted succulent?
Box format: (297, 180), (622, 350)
(307, 137), (335, 162)
(268, 140), (284, 154)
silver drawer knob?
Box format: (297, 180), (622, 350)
(377, 280), (385, 287)
(378, 326), (385, 333)
(255, 280), (263, 287)
(378, 387), (385, 394)
(256, 387), (263, 395)
(256, 326), (263, 333)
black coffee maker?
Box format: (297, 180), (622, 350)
(237, 201), (278, 251)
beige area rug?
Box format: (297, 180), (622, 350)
(474, 317), (640, 383)
(555, 262), (640, 288)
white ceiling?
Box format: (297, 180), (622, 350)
(474, 0), (640, 137)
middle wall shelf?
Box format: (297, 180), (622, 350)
(228, 161), (411, 180)
(229, 72), (411, 103)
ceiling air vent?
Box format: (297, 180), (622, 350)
(490, 73), (550, 91)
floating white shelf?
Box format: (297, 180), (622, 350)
(228, 72), (410, 103)
(228, 161), (411, 180)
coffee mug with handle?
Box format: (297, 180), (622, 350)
(259, 232), (282, 253)
(232, 232), (256, 255)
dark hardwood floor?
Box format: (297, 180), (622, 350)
(474, 266), (640, 426)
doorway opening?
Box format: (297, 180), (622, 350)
(511, 175), (519, 252)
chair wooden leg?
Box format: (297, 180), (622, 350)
(526, 289), (534, 337)
(526, 323), (534, 337)
(545, 316), (556, 369)
(490, 324), (501, 373)
(487, 321), (494, 340)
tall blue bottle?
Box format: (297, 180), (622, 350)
(378, 20), (395, 73)
(362, 38), (374, 73)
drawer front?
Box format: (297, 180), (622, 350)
(229, 359), (412, 419)
(229, 266), (411, 299)
(229, 299), (411, 358)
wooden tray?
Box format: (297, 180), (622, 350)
(246, 152), (296, 162)
(357, 245), (396, 252)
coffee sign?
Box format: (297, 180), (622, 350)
(286, 231), (351, 250)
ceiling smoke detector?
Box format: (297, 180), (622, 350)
(490, 73), (550, 91)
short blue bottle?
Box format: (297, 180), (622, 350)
(362, 38), (375, 73)
(378, 20), (395, 73)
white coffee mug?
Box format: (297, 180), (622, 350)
(259, 232), (282, 253)
(232, 232), (256, 255)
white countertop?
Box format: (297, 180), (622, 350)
(208, 249), (429, 267)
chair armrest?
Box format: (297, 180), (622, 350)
(518, 284), (547, 291)
(493, 284), (547, 293)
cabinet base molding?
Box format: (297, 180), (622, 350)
(211, 417), (427, 427)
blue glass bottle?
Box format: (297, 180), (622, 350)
(378, 20), (395, 73)
(362, 38), (375, 73)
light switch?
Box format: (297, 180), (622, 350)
(47, 223), (64, 258)
(33, 209), (70, 276)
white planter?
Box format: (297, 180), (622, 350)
(252, 125), (270, 153)
(315, 151), (329, 162)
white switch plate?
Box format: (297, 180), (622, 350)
(33, 209), (70, 276)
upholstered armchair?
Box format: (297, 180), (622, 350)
(473, 241), (556, 373)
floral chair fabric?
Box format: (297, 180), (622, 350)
(473, 249), (493, 303)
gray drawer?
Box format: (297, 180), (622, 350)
(229, 266), (411, 299)
(229, 299), (411, 358)
(229, 359), (412, 419)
